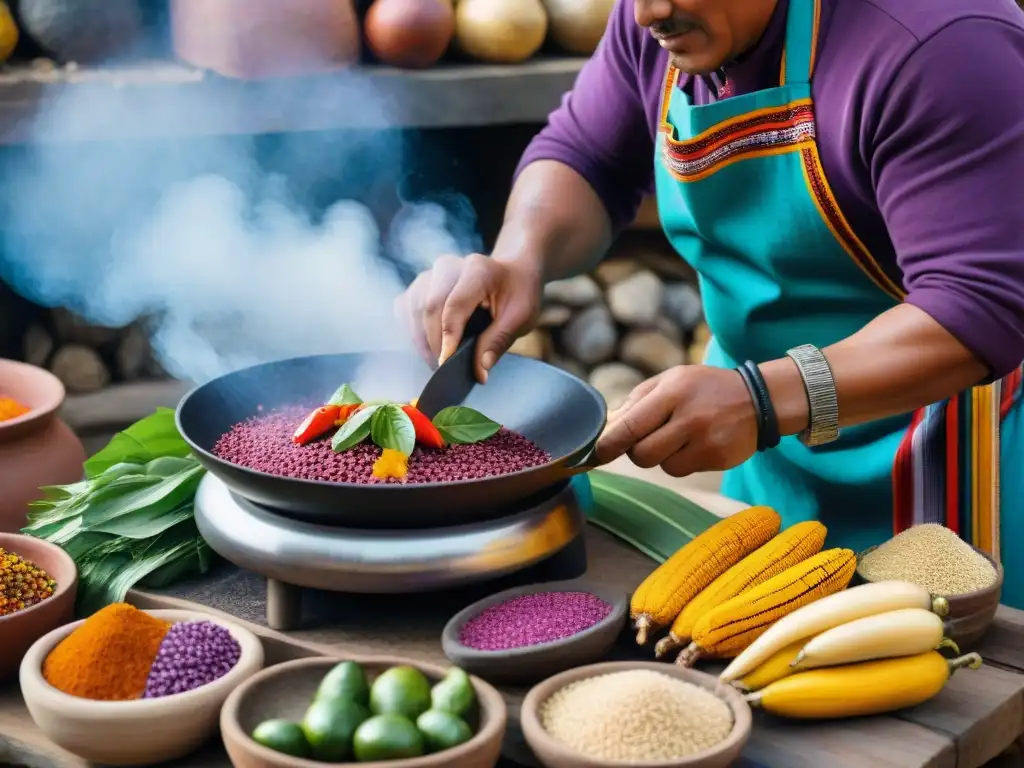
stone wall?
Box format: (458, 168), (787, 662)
(2, 238), (707, 409)
(509, 243), (709, 410)
(19, 308), (165, 393)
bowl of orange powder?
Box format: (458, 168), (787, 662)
(19, 604), (265, 766)
(0, 359), (86, 532)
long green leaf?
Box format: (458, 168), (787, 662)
(138, 537), (211, 588)
(84, 407), (190, 478)
(74, 520), (206, 617)
(23, 475), (163, 533)
(89, 502), (195, 539)
(79, 466), (204, 528)
(59, 532), (118, 562)
(586, 470), (720, 563)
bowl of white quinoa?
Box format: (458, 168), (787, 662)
(857, 523), (1003, 648)
(520, 661), (751, 768)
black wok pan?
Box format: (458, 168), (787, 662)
(175, 351), (607, 528)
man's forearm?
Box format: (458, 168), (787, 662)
(759, 303), (991, 436)
(492, 160), (615, 282)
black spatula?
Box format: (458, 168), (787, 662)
(415, 307), (493, 420)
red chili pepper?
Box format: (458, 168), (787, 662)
(335, 403), (361, 426)
(292, 405), (341, 445)
(402, 404), (445, 449)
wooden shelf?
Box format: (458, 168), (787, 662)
(0, 57), (587, 145)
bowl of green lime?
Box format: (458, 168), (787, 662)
(220, 656), (507, 768)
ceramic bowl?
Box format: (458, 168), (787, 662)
(220, 655), (507, 768)
(0, 358), (65, 441)
(0, 534), (77, 682)
(441, 580), (628, 685)
(20, 608), (265, 765)
(521, 661), (752, 768)
(856, 544), (1004, 648)
(0, 359), (86, 533)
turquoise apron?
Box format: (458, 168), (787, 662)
(654, 0), (1024, 607)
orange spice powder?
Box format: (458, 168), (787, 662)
(0, 396), (29, 422)
(43, 603), (172, 701)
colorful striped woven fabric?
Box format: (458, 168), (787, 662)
(893, 365), (1023, 563)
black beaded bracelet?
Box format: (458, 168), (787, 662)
(737, 360), (781, 452)
(734, 365), (764, 448)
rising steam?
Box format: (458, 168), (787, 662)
(0, 55), (482, 384)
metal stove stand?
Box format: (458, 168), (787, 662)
(193, 474), (588, 630)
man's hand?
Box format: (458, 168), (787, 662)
(394, 253), (543, 382)
(595, 365), (760, 477)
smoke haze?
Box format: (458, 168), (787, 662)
(0, 52), (482, 384)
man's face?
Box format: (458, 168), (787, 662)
(634, 0), (774, 73)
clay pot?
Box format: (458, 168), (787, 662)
(0, 533), (77, 683)
(170, 0), (361, 79)
(0, 359), (86, 533)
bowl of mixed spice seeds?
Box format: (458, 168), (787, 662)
(441, 580), (628, 685)
(521, 661), (752, 768)
(19, 605), (265, 766)
(857, 524), (1004, 648)
(0, 533), (77, 682)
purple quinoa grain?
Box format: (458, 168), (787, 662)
(458, 591), (614, 651)
(143, 621), (241, 698)
(212, 406), (552, 485)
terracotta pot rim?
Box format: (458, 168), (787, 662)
(0, 534), (78, 627)
(0, 359), (66, 435)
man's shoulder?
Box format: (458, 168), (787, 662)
(832, 0), (1024, 49)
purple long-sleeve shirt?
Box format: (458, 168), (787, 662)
(518, 0), (1024, 378)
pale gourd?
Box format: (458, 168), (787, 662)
(542, 0), (614, 55)
(0, 1), (18, 63)
(455, 0), (548, 65)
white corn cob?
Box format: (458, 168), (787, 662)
(719, 580), (949, 682)
(792, 608), (958, 670)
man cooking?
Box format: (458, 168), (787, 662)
(396, 0), (1024, 608)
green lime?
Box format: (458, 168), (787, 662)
(430, 668), (475, 717)
(416, 710), (474, 753)
(316, 660), (370, 705)
(369, 666), (432, 719)
(301, 697), (370, 761)
(353, 714), (424, 761)
(251, 719), (310, 758)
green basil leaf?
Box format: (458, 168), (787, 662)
(432, 406), (501, 445)
(84, 407), (191, 479)
(327, 383), (363, 406)
(332, 405), (379, 452)
(370, 404), (415, 456)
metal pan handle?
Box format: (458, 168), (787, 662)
(562, 444), (600, 476)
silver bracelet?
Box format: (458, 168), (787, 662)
(785, 344), (840, 447)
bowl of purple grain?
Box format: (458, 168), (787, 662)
(441, 580), (628, 685)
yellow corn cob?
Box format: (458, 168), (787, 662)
(733, 639), (806, 692)
(629, 505), (781, 644)
(675, 548), (856, 666)
(654, 521), (826, 658)
(745, 652), (982, 719)
(792, 608), (959, 671)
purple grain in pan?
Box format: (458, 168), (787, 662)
(212, 406), (552, 484)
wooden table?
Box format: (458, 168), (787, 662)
(3, 463), (1024, 768)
